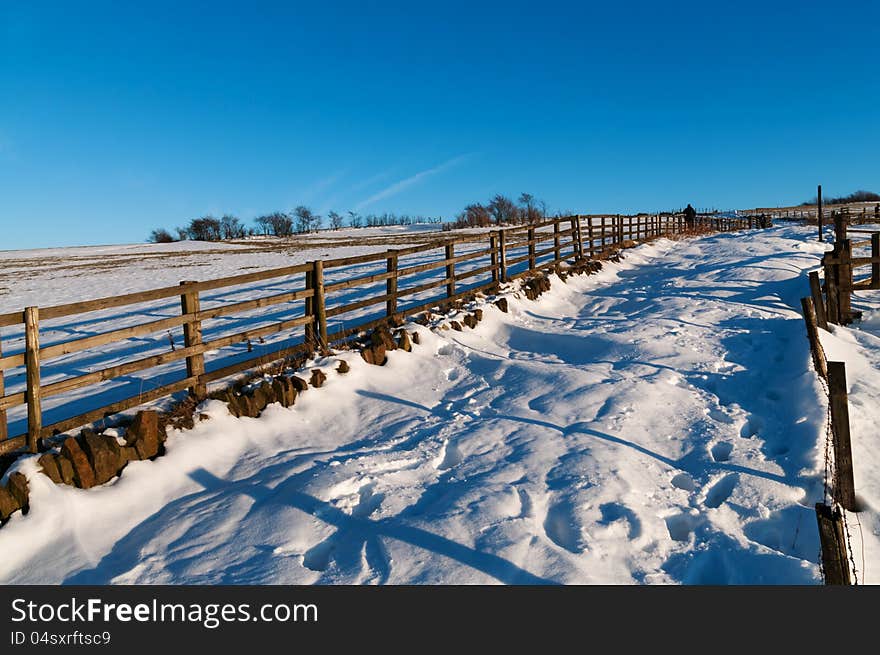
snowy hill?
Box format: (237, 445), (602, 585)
(0, 225), (877, 584)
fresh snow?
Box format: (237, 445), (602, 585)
(1, 225), (877, 584)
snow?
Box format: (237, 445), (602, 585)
(1, 225), (877, 585)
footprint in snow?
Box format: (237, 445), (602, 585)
(704, 474), (738, 508)
(710, 442), (733, 462)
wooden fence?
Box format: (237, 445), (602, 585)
(801, 213), (880, 584)
(816, 213), (880, 326)
(0, 213), (751, 457)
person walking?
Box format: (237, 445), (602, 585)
(684, 203), (696, 229)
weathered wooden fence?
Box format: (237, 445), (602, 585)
(0, 213), (750, 457)
(800, 211), (879, 584)
(816, 212), (880, 326)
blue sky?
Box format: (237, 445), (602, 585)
(1, 1), (878, 249)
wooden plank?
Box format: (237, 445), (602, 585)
(490, 233), (499, 283)
(553, 219), (561, 266)
(0, 435), (27, 457)
(199, 340), (313, 386)
(10, 314), (314, 407)
(800, 297), (828, 380)
(179, 282), (207, 400)
(24, 306), (42, 453)
(313, 260), (327, 348)
(837, 240), (854, 324)
(396, 245), (495, 279)
(453, 262), (497, 283)
(499, 229), (508, 282)
(825, 259), (840, 325)
(0, 311), (24, 329)
(0, 331), (6, 442)
(809, 271), (828, 331)
(527, 227), (536, 270)
(396, 277), (451, 300)
(873, 233), (880, 290)
(386, 252), (398, 317)
(587, 216), (594, 258)
(38, 262), (313, 322)
(827, 361), (856, 511)
(815, 503), (851, 585)
(324, 270), (394, 293)
(40, 374), (197, 439)
(304, 268), (314, 346)
(445, 243), (456, 298)
(326, 292), (391, 318)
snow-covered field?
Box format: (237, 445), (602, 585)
(1, 225), (877, 584)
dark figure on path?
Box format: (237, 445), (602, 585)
(684, 203), (696, 228)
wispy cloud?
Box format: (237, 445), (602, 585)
(295, 169), (347, 206)
(353, 154), (473, 211)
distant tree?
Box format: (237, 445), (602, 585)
(253, 212), (292, 237)
(457, 203), (492, 227)
(175, 227), (189, 241)
(148, 228), (176, 243)
(220, 214), (246, 239)
(327, 210), (344, 230)
(293, 206), (320, 233)
(254, 215), (273, 235)
(805, 189), (880, 205)
(518, 193), (541, 223)
(186, 216), (222, 241)
(487, 194), (518, 225)
(348, 210), (363, 228)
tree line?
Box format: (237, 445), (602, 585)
(802, 189), (880, 206)
(443, 193), (553, 230)
(148, 208), (442, 243)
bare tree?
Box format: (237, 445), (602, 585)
(148, 228), (176, 243)
(293, 206), (320, 233)
(186, 216), (222, 241)
(457, 203), (492, 227)
(348, 211), (362, 228)
(487, 194), (518, 225)
(327, 210), (344, 230)
(220, 214), (246, 239)
(518, 193), (541, 224)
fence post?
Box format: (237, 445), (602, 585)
(815, 503), (851, 585)
(827, 361), (856, 511)
(527, 227), (536, 270)
(834, 208), (847, 243)
(445, 243), (456, 298)
(837, 240), (853, 324)
(179, 282), (207, 400)
(824, 256), (839, 325)
(808, 271), (828, 330)
(312, 260), (327, 348)
(600, 217), (606, 252)
(616, 214), (622, 244)
(569, 217), (579, 260)
(23, 307), (41, 453)
(0, 331), (6, 443)
(304, 268), (315, 345)
(386, 251), (398, 317)
(872, 233), (880, 290)
(490, 232), (499, 283)
(800, 297), (828, 380)
(553, 218), (561, 267)
(499, 230), (508, 282)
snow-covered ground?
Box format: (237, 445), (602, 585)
(1, 225), (877, 584)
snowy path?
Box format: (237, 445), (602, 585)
(1, 227), (851, 584)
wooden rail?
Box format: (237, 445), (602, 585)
(0, 213), (751, 455)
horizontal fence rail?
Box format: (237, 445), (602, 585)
(0, 213), (752, 455)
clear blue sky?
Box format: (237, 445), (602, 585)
(1, 1), (878, 249)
